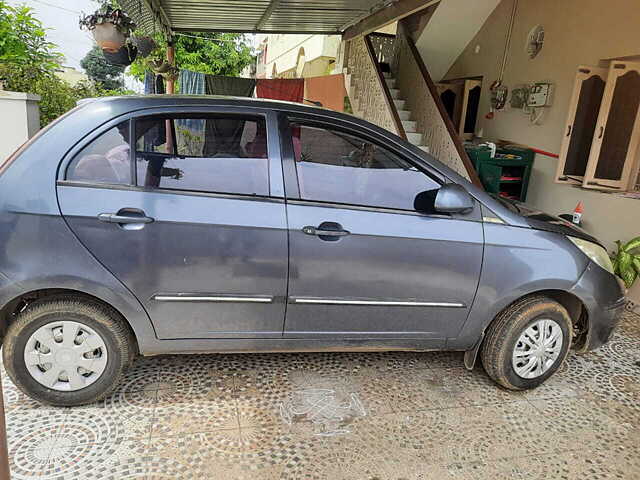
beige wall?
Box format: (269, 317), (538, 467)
(263, 34), (341, 78)
(55, 66), (89, 87)
(445, 0), (640, 250)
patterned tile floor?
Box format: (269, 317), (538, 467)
(3, 310), (640, 479)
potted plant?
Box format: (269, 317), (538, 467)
(79, 5), (136, 52)
(612, 236), (640, 288)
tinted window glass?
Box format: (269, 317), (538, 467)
(291, 124), (440, 211)
(135, 115), (269, 196)
(66, 121), (131, 184)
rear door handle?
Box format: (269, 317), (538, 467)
(98, 208), (154, 228)
(98, 213), (154, 224)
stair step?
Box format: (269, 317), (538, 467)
(383, 72), (394, 79)
(393, 99), (406, 110)
(419, 145), (430, 153)
(389, 88), (401, 99)
(402, 120), (417, 132)
(385, 78), (396, 89)
(406, 132), (423, 145)
(398, 110), (411, 121)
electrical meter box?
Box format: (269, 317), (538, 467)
(526, 82), (553, 107)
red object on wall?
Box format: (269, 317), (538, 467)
(256, 78), (304, 103)
(304, 74), (346, 111)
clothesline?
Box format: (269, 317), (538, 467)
(149, 69), (345, 112)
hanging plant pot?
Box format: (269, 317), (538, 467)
(102, 44), (138, 66)
(131, 36), (156, 58)
(150, 59), (172, 74)
(92, 23), (126, 52)
(80, 6), (136, 51)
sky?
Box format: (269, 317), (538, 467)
(9, 0), (101, 70)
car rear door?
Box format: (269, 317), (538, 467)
(56, 107), (288, 339)
(281, 116), (483, 345)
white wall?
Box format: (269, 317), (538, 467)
(0, 91), (40, 162)
(445, 0), (640, 250)
(415, 0), (501, 81)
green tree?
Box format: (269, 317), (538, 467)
(128, 32), (254, 84)
(0, 1), (61, 81)
(0, 2), (131, 126)
(80, 45), (125, 90)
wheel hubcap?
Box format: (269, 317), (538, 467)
(24, 321), (108, 391)
(512, 319), (563, 379)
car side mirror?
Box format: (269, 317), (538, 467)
(433, 184), (474, 214)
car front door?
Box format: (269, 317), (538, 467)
(57, 108), (288, 339)
(281, 118), (483, 345)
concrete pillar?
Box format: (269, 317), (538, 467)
(0, 91), (41, 162)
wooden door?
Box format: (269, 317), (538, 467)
(459, 79), (482, 140)
(436, 82), (463, 130)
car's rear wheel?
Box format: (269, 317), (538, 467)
(3, 295), (133, 406)
(480, 296), (572, 390)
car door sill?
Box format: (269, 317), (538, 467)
(140, 337), (446, 355)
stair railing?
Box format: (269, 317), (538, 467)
(392, 21), (482, 186)
(344, 35), (404, 138)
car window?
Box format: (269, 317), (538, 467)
(290, 123), (440, 212)
(135, 114), (269, 196)
(66, 121), (131, 185)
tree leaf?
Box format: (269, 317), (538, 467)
(621, 268), (637, 288)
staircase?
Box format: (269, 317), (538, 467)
(383, 71), (430, 153)
(342, 31), (477, 184)
(344, 66), (429, 153)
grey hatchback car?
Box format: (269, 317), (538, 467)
(0, 96), (626, 406)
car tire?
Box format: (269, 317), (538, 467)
(480, 295), (572, 390)
(3, 295), (134, 406)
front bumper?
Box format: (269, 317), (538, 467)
(570, 261), (626, 352)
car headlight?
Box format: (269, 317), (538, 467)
(568, 237), (614, 274)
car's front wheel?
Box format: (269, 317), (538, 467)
(480, 296), (572, 390)
(3, 295), (134, 406)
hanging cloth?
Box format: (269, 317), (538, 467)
(144, 72), (165, 94)
(144, 71), (155, 94)
(205, 75), (256, 97)
(176, 70), (207, 156)
(154, 74), (165, 94)
(303, 74), (346, 112)
(179, 69), (206, 95)
(256, 78), (304, 102)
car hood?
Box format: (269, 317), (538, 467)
(494, 197), (602, 246)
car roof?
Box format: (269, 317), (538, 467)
(79, 94), (342, 117)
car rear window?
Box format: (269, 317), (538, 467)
(66, 121), (132, 185)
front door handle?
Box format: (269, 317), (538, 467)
(302, 226), (350, 237)
(302, 222), (350, 241)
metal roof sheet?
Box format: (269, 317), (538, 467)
(119, 0), (386, 35)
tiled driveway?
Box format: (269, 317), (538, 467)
(3, 310), (640, 479)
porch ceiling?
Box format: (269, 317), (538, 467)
(120, 0), (386, 35)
